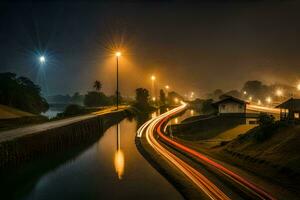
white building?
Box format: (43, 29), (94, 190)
(213, 95), (247, 114)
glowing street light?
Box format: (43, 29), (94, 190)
(152, 97), (156, 102)
(115, 51), (121, 110)
(248, 96), (252, 101)
(151, 75), (156, 100)
(266, 97), (272, 104)
(39, 56), (46, 64)
(165, 85), (169, 90)
(116, 51), (121, 57)
(257, 100), (261, 105)
(276, 89), (283, 97)
(174, 98), (179, 104)
(243, 91), (247, 95)
(297, 83), (300, 91)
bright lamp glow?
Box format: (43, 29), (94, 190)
(276, 89), (283, 97)
(151, 75), (156, 81)
(297, 83), (300, 91)
(39, 56), (45, 64)
(116, 52), (121, 57)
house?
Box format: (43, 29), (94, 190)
(275, 98), (300, 121)
(213, 95), (247, 114)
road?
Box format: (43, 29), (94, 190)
(137, 103), (277, 200)
(0, 106), (128, 143)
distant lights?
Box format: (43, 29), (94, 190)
(257, 100), (261, 105)
(243, 91), (247, 95)
(276, 89), (283, 97)
(266, 97), (272, 104)
(297, 83), (300, 91)
(151, 75), (156, 81)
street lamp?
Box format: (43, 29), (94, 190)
(115, 51), (121, 110)
(276, 89), (283, 97)
(257, 100), (261, 105)
(266, 96), (272, 104)
(39, 56), (46, 65)
(174, 97), (179, 104)
(151, 75), (156, 99)
(297, 83), (300, 91)
(243, 91), (247, 95)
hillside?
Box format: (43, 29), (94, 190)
(223, 122), (300, 173)
(0, 104), (35, 119)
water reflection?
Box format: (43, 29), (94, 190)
(114, 123), (125, 180)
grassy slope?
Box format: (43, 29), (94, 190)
(0, 104), (35, 119)
(224, 123), (300, 173)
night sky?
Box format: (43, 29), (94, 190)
(1, 1), (300, 97)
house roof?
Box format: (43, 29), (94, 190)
(275, 98), (300, 110)
(213, 95), (247, 106)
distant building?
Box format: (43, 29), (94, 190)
(275, 98), (300, 121)
(213, 95), (247, 114)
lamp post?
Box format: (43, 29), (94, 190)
(116, 52), (121, 110)
(151, 75), (156, 99)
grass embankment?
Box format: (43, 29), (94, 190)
(221, 122), (300, 176)
(0, 104), (35, 119)
(0, 104), (48, 132)
(175, 119), (300, 197)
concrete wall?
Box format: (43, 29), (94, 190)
(0, 111), (129, 169)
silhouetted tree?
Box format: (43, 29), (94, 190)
(84, 91), (110, 107)
(71, 92), (84, 105)
(134, 88), (150, 110)
(242, 80), (269, 100)
(159, 89), (166, 105)
(207, 89), (223, 100)
(0, 72), (49, 114)
(93, 80), (102, 91)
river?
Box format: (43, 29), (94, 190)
(1, 111), (199, 200)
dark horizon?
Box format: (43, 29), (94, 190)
(1, 1), (300, 97)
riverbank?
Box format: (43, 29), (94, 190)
(0, 107), (130, 169)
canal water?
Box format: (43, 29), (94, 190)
(1, 115), (188, 200)
(1, 109), (198, 200)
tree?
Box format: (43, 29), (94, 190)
(71, 92), (84, 105)
(159, 89), (166, 105)
(93, 80), (102, 91)
(84, 91), (110, 107)
(0, 72), (49, 114)
(207, 89), (224, 100)
(135, 88), (150, 109)
(242, 80), (269, 100)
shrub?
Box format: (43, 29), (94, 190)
(58, 104), (86, 117)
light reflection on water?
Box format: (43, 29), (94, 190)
(1, 117), (184, 200)
(114, 124), (125, 180)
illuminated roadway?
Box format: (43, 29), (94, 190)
(137, 103), (277, 200)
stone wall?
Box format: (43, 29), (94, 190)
(0, 110), (129, 169)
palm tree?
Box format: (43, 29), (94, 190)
(93, 80), (102, 91)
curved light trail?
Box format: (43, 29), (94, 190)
(137, 103), (230, 200)
(137, 103), (277, 200)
